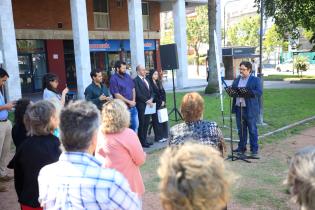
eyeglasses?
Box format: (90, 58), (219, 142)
(239, 68), (248, 71)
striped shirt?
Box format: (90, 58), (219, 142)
(38, 152), (140, 210)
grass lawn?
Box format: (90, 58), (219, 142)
(141, 88), (315, 208)
(264, 74), (315, 81)
(166, 88), (315, 143)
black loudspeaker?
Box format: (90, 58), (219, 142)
(160, 44), (179, 70)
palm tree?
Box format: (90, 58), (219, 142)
(205, 0), (219, 94)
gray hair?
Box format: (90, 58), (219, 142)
(285, 146), (315, 210)
(60, 100), (100, 152)
(24, 100), (56, 136)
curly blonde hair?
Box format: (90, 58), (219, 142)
(285, 146), (315, 210)
(180, 92), (204, 122)
(158, 142), (231, 210)
(101, 99), (130, 133)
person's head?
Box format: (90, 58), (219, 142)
(149, 69), (159, 82)
(24, 100), (58, 136)
(239, 61), (252, 78)
(180, 92), (204, 122)
(101, 99), (130, 134)
(0, 68), (9, 88)
(43, 73), (59, 92)
(136, 65), (146, 77)
(14, 98), (31, 125)
(158, 142), (231, 210)
(90, 69), (103, 84)
(285, 146), (315, 210)
(59, 100), (100, 153)
(114, 61), (127, 75)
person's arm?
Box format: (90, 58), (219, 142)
(134, 79), (150, 104)
(124, 130), (146, 166)
(85, 86), (103, 105)
(0, 102), (14, 111)
(110, 77), (135, 106)
(251, 77), (263, 97)
(14, 147), (24, 198)
(60, 87), (69, 106)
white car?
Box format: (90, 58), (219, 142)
(275, 60), (293, 72)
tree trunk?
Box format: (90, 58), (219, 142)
(205, 0), (219, 94)
(194, 45), (200, 76)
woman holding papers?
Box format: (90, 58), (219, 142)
(148, 69), (169, 143)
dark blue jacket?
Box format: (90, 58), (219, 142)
(232, 75), (262, 118)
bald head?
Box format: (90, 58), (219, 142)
(136, 65), (146, 77)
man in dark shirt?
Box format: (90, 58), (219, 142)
(84, 69), (111, 110)
(109, 61), (139, 133)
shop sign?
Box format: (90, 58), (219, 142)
(17, 40), (45, 54)
(89, 40), (120, 52)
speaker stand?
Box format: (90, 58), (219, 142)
(168, 69), (182, 122)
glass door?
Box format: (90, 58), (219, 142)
(18, 55), (33, 93)
(32, 53), (47, 91)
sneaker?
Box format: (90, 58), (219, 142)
(248, 152), (260, 159)
(158, 138), (167, 143)
(0, 175), (13, 182)
(0, 185), (8, 192)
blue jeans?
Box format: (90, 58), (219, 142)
(129, 106), (139, 133)
(235, 106), (258, 153)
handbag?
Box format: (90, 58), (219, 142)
(157, 108), (168, 123)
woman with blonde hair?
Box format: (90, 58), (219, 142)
(14, 100), (61, 210)
(285, 146), (315, 210)
(158, 142), (231, 210)
(169, 92), (226, 156)
(96, 99), (146, 198)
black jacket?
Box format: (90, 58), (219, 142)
(150, 81), (166, 109)
(134, 76), (154, 109)
(14, 134), (61, 207)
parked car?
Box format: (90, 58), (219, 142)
(276, 60), (293, 72)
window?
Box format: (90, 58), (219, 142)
(93, 0), (110, 29)
(142, 2), (149, 30)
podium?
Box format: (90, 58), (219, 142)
(225, 86), (255, 163)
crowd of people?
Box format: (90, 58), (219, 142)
(0, 60), (314, 210)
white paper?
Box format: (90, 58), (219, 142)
(144, 103), (156, 115)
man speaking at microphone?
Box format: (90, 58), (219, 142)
(232, 61), (262, 158)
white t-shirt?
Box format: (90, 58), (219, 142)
(43, 88), (61, 101)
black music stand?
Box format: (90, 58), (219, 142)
(168, 69), (182, 122)
(225, 86), (255, 163)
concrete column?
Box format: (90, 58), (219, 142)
(216, 0), (222, 62)
(70, 0), (91, 99)
(128, 0), (145, 77)
(172, 0), (188, 88)
(0, 0), (22, 100)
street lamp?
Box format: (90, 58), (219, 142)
(223, 0), (240, 47)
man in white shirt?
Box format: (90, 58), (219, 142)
(38, 101), (140, 210)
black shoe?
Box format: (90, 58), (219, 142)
(148, 142), (153, 146)
(248, 152), (260, 159)
(233, 148), (246, 153)
(141, 143), (151, 148)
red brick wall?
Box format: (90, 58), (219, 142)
(149, 2), (160, 31)
(12, 0), (160, 32)
(46, 40), (67, 91)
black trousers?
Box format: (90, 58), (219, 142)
(137, 105), (150, 145)
(151, 113), (168, 141)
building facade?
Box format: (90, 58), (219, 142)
(0, 0), (206, 100)
(13, 0), (161, 93)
